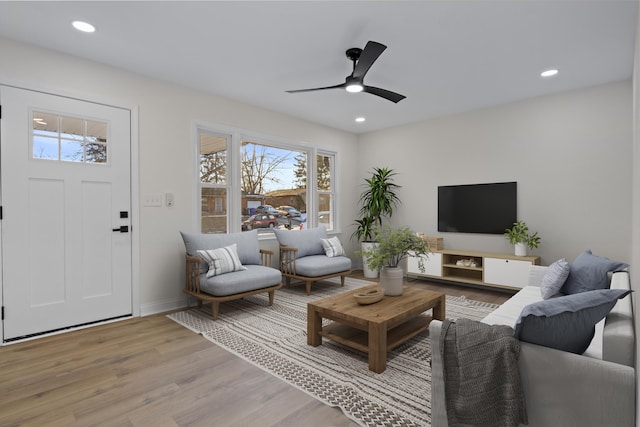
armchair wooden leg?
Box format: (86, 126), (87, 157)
(211, 302), (220, 320)
(306, 281), (312, 295)
(268, 290), (275, 306)
(341, 275), (346, 287)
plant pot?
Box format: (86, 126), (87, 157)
(380, 266), (404, 296)
(361, 242), (379, 279)
(514, 242), (527, 257)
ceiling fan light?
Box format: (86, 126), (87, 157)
(346, 83), (363, 93)
(72, 20), (96, 33)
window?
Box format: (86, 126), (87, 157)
(240, 139), (308, 234)
(197, 124), (337, 235)
(317, 152), (335, 231)
(32, 111), (108, 164)
(199, 130), (229, 234)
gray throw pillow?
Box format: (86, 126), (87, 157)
(540, 258), (570, 300)
(514, 288), (632, 354)
(274, 226), (327, 259)
(560, 250), (629, 295)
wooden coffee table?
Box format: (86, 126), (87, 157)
(307, 284), (446, 373)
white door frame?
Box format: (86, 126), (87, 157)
(0, 79), (140, 344)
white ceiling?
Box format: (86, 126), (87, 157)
(0, 1), (636, 134)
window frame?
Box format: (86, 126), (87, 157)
(194, 121), (339, 236)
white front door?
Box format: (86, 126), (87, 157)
(1, 86), (132, 341)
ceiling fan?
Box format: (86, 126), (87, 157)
(286, 41), (406, 103)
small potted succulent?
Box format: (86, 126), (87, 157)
(504, 220), (541, 256)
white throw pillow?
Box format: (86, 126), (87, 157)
(320, 236), (345, 257)
(197, 244), (247, 277)
(540, 258), (570, 299)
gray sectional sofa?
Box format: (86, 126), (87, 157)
(430, 265), (635, 427)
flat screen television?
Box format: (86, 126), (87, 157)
(438, 182), (517, 234)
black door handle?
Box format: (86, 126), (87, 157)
(112, 225), (129, 233)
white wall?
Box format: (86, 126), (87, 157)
(631, 3), (639, 421)
(357, 81), (633, 267)
(0, 37), (360, 315)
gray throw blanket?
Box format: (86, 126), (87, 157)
(440, 318), (527, 427)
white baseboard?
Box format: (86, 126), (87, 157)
(140, 297), (187, 316)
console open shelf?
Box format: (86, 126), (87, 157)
(408, 248), (540, 290)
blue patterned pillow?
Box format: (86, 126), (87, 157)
(197, 244), (247, 277)
(515, 288), (632, 354)
(540, 258), (570, 299)
(561, 250), (629, 295)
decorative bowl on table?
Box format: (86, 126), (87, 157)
(354, 287), (385, 305)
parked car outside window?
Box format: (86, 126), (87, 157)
(254, 205), (280, 216)
(276, 205), (301, 217)
(242, 214), (278, 231)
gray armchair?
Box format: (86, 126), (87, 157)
(180, 230), (282, 319)
(274, 227), (351, 295)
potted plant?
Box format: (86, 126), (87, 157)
(361, 226), (430, 296)
(504, 220), (541, 256)
(351, 167), (401, 278)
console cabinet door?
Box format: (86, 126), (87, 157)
(407, 252), (443, 277)
(484, 257), (531, 288)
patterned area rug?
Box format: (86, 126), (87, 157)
(168, 277), (499, 427)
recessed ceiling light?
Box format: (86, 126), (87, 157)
(540, 69), (559, 78)
(72, 20), (96, 33)
(355, 117), (366, 123)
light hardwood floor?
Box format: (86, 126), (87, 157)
(0, 272), (511, 427)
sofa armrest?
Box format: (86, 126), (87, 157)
(279, 245), (298, 275)
(518, 341), (635, 426)
(429, 318), (635, 427)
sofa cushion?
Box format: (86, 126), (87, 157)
(181, 230), (261, 273)
(197, 244), (246, 278)
(294, 254), (351, 277)
(514, 288), (632, 354)
(321, 236), (345, 257)
(274, 227), (327, 259)
(561, 250), (629, 295)
(540, 258), (570, 299)
(200, 265), (282, 297)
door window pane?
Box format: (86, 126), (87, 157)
(32, 111), (108, 164)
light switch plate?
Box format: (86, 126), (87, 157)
(143, 193), (163, 207)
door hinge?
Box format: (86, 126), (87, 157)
(1, 306), (4, 321)
(0, 206), (3, 220)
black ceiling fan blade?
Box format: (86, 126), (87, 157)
(362, 85), (406, 103)
(352, 41), (387, 80)
(286, 83), (346, 93)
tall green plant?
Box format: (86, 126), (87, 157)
(352, 167), (401, 242)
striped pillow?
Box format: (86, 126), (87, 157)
(197, 244), (247, 277)
(320, 236), (345, 258)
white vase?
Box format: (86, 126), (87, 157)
(380, 266), (404, 296)
(361, 242), (379, 279)
(514, 242), (527, 257)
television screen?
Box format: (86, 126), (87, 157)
(438, 182), (517, 234)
